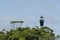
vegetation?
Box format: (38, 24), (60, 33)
(0, 26), (55, 40)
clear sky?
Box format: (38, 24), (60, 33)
(0, 0), (60, 35)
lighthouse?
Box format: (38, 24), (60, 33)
(40, 16), (44, 28)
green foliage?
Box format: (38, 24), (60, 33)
(0, 26), (55, 40)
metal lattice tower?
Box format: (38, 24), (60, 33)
(10, 20), (24, 30)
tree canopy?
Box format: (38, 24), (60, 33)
(0, 26), (55, 40)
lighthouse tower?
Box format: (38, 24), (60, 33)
(40, 16), (44, 28)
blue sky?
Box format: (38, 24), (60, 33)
(0, 0), (60, 35)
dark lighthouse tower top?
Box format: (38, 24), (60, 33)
(40, 16), (44, 27)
